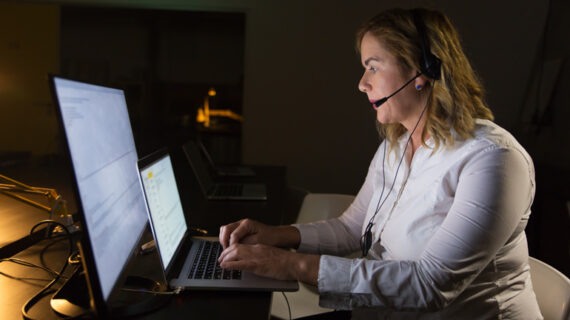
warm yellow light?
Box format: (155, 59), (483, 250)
(204, 96), (210, 127)
(196, 90), (243, 127)
(196, 108), (206, 123)
(208, 109), (243, 122)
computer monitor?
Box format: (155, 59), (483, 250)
(49, 75), (148, 317)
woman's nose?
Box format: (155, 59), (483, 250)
(358, 74), (370, 93)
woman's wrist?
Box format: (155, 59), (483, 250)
(289, 252), (320, 286)
(272, 225), (301, 249)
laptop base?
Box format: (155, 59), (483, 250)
(170, 238), (298, 292)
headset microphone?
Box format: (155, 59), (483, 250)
(373, 72), (422, 108)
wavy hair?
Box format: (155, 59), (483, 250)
(356, 8), (493, 151)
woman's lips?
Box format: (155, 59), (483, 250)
(370, 100), (379, 110)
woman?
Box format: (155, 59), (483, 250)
(218, 8), (542, 319)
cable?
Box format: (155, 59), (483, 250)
(0, 224), (74, 281)
(0, 257), (62, 279)
(21, 220), (79, 320)
(40, 235), (76, 276)
(0, 227), (74, 286)
(120, 286), (183, 295)
(360, 86), (433, 257)
(281, 291), (291, 320)
(21, 266), (73, 319)
(189, 226), (208, 235)
(30, 220), (74, 254)
(67, 250), (81, 265)
(0, 270), (53, 283)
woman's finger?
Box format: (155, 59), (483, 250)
(228, 219), (257, 247)
(219, 220), (243, 249)
(218, 243), (237, 262)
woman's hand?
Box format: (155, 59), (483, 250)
(218, 243), (320, 285)
(219, 219), (300, 250)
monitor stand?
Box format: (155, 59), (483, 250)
(50, 267), (93, 318)
(51, 266), (171, 318)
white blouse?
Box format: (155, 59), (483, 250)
(295, 119), (542, 319)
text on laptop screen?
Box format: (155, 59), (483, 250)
(139, 155), (187, 268)
(53, 77), (148, 300)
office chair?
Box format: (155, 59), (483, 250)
(528, 256), (570, 320)
(271, 193), (356, 319)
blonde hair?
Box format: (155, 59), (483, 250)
(356, 8), (493, 151)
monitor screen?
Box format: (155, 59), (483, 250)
(51, 76), (148, 302)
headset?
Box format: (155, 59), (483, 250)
(362, 9), (442, 256)
(373, 9), (442, 108)
(412, 9), (441, 80)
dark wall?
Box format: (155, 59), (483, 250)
(514, 0), (570, 277)
(1, 0), (568, 275)
(59, 6), (246, 158)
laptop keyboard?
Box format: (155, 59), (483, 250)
(213, 184), (243, 197)
(189, 241), (242, 280)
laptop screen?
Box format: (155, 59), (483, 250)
(138, 153), (187, 270)
(51, 76), (148, 302)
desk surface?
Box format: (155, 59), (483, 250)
(0, 155), (301, 319)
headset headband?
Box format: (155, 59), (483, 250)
(412, 9), (441, 80)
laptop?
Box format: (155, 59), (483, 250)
(196, 139), (256, 177)
(182, 141), (267, 201)
(137, 149), (298, 292)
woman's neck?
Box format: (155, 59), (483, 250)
(407, 124), (430, 160)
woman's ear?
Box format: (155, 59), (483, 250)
(414, 74), (428, 91)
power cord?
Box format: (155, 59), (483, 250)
(39, 235), (77, 272)
(20, 220), (82, 320)
(0, 257), (64, 279)
(281, 291), (292, 320)
(30, 220), (74, 251)
(67, 250), (81, 265)
(121, 286), (183, 295)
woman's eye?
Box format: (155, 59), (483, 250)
(368, 66), (377, 73)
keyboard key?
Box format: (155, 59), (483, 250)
(188, 241), (241, 280)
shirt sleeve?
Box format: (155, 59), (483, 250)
(317, 144), (535, 311)
(293, 144), (383, 256)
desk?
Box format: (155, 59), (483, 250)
(0, 156), (301, 319)
(0, 159), (77, 320)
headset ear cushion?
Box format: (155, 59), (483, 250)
(412, 9), (441, 80)
(424, 53), (441, 79)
